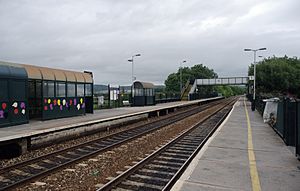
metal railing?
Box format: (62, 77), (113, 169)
(93, 85), (181, 109)
(180, 80), (191, 100)
(248, 95), (300, 158)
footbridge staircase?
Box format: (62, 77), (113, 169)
(180, 80), (193, 101)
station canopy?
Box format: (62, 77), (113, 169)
(0, 61), (28, 79)
(0, 61), (92, 83)
(133, 81), (155, 89)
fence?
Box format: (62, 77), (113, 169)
(189, 92), (219, 101)
(94, 85), (131, 109)
(155, 93), (180, 104)
(251, 94), (300, 159)
(93, 85), (180, 109)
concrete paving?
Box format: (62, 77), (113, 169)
(0, 98), (220, 142)
(172, 98), (300, 191)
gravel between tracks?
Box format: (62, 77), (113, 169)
(0, 106), (196, 168)
(16, 103), (225, 191)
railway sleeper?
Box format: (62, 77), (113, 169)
(136, 170), (175, 179)
(170, 146), (196, 151)
(161, 152), (190, 158)
(165, 149), (194, 155)
(156, 156), (186, 162)
(128, 174), (169, 185)
(145, 164), (179, 172)
(117, 180), (162, 191)
(151, 160), (183, 167)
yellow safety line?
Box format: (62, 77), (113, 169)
(244, 99), (261, 191)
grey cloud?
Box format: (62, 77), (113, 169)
(0, 0), (299, 85)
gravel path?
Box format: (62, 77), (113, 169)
(16, 103), (223, 191)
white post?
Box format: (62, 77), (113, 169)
(180, 60), (186, 94)
(253, 50), (256, 101)
(180, 63), (182, 93)
(131, 56), (134, 83)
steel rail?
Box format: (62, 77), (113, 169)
(98, 98), (237, 191)
(0, 98), (225, 191)
(0, 99), (220, 173)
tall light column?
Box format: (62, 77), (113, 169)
(180, 60), (186, 93)
(128, 54), (141, 83)
(244, 48), (266, 111)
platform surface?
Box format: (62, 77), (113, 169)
(0, 98), (219, 142)
(173, 97), (300, 191)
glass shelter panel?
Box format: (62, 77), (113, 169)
(43, 81), (47, 97)
(0, 80), (8, 100)
(11, 80), (26, 100)
(77, 84), (85, 97)
(43, 81), (55, 98)
(29, 81), (35, 98)
(48, 82), (55, 97)
(67, 83), (76, 97)
(56, 82), (66, 97)
(85, 83), (92, 96)
(134, 89), (143, 96)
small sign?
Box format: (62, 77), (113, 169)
(110, 90), (118, 101)
(98, 96), (104, 106)
(249, 76), (254, 80)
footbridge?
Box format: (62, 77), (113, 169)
(181, 77), (249, 100)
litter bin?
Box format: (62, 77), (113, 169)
(251, 100), (255, 111)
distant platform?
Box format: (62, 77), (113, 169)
(172, 97), (300, 191)
(0, 97), (222, 155)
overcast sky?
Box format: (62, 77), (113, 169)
(0, 0), (299, 85)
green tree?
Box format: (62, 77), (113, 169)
(164, 73), (180, 92)
(248, 56), (300, 97)
(215, 86), (233, 97)
(190, 64), (218, 80)
(215, 86), (246, 97)
(165, 64), (217, 92)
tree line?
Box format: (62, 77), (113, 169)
(164, 64), (245, 97)
(248, 56), (300, 98)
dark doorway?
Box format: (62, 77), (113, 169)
(85, 83), (94, 113)
(28, 80), (42, 119)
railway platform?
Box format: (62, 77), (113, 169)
(0, 97), (221, 155)
(172, 97), (300, 191)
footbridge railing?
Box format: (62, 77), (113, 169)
(189, 77), (249, 96)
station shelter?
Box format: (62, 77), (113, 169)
(132, 81), (155, 106)
(0, 61), (93, 128)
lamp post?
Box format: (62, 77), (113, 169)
(180, 60), (186, 93)
(244, 47), (267, 111)
(128, 54), (141, 83)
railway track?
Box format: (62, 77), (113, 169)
(0, 98), (225, 190)
(98, 98), (236, 191)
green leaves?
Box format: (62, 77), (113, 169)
(250, 56), (300, 97)
(164, 64), (217, 92)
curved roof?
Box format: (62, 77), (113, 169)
(37, 67), (55, 80)
(64, 70), (77, 82)
(133, 81), (155, 89)
(52, 69), (66, 81)
(0, 61), (28, 79)
(83, 72), (93, 83)
(0, 61), (93, 83)
(74, 72), (85, 83)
